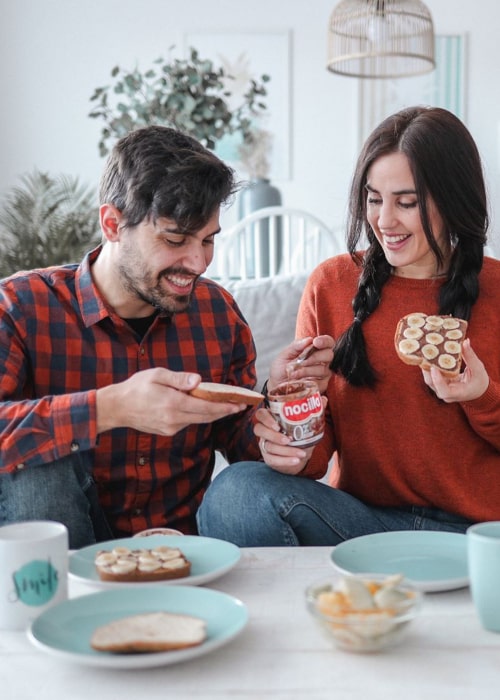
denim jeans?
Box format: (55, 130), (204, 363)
(0, 452), (114, 548)
(197, 461), (474, 546)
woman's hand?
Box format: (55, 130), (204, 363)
(268, 335), (334, 394)
(253, 398), (327, 475)
(422, 339), (489, 403)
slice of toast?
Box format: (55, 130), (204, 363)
(94, 546), (191, 583)
(395, 312), (468, 377)
(189, 381), (264, 406)
(90, 611), (207, 653)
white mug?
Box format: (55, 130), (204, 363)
(0, 520), (69, 631)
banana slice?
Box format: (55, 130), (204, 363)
(406, 314), (426, 327)
(111, 559), (137, 575)
(444, 341), (461, 354)
(398, 338), (420, 355)
(425, 315), (444, 327)
(442, 318), (460, 330)
(138, 559), (162, 573)
(403, 327), (424, 340)
(153, 547), (183, 561)
(422, 344), (439, 360)
(95, 551), (117, 567)
(446, 329), (463, 340)
(138, 553), (160, 566)
(162, 557), (189, 570)
(425, 332), (444, 345)
(438, 354), (457, 370)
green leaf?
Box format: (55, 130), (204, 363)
(88, 46), (270, 156)
(0, 170), (101, 276)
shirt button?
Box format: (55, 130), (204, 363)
(70, 441), (80, 452)
(138, 456), (147, 466)
(134, 508), (142, 516)
(16, 463), (25, 471)
(140, 347), (145, 356)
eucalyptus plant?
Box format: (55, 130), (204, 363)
(89, 47), (270, 156)
(0, 170), (101, 278)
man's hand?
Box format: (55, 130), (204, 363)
(96, 368), (247, 435)
(422, 339), (489, 403)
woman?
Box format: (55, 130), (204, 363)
(197, 106), (500, 545)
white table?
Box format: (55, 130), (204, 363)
(1, 546), (499, 700)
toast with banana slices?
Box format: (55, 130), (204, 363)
(395, 312), (468, 377)
(94, 546), (191, 582)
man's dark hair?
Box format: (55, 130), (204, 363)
(99, 125), (237, 232)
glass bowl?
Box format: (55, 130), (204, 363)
(305, 573), (423, 653)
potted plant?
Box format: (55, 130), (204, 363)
(0, 170), (100, 278)
(88, 47), (270, 157)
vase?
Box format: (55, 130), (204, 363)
(238, 178), (282, 277)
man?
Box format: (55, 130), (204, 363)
(0, 126), (265, 547)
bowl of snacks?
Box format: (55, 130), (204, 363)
(305, 573), (422, 653)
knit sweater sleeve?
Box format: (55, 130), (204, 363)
(461, 379), (500, 451)
(459, 258), (500, 452)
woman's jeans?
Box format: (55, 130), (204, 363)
(0, 453), (113, 548)
(197, 461), (474, 546)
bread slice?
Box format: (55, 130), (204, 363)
(94, 546), (191, 583)
(90, 611), (207, 653)
(395, 312), (468, 377)
(189, 381), (264, 406)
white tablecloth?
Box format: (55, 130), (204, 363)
(1, 546), (498, 700)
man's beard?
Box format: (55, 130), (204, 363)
(119, 262), (197, 315)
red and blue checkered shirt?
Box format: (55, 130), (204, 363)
(0, 247), (261, 535)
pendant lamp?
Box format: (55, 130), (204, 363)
(327, 0), (436, 79)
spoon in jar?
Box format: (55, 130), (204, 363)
(286, 344), (315, 377)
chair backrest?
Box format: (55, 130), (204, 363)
(210, 206), (343, 280)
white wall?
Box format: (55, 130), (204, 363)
(1, 0), (499, 252)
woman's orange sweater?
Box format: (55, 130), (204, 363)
(297, 254), (500, 523)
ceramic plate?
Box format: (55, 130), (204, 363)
(69, 535), (240, 589)
(28, 585), (248, 668)
(330, 531), (468, 592)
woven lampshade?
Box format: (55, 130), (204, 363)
(327, 0), (436, 79)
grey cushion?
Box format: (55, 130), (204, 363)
(223, 273), (308, 391)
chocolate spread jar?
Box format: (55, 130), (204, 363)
(267, 379), (324, 447)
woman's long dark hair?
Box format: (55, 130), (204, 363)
(331, 106), (489, 387)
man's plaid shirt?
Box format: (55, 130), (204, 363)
(0, 247), (260, 535)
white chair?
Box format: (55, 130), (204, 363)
(211, 206), (342, 280)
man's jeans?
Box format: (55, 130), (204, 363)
(197, 461), (474, 546)
(0, 453), (113, 548)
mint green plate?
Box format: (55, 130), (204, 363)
(331, 531), (468, 592)
(69, 535), (240, 589)
(28, 585), (248, 668)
